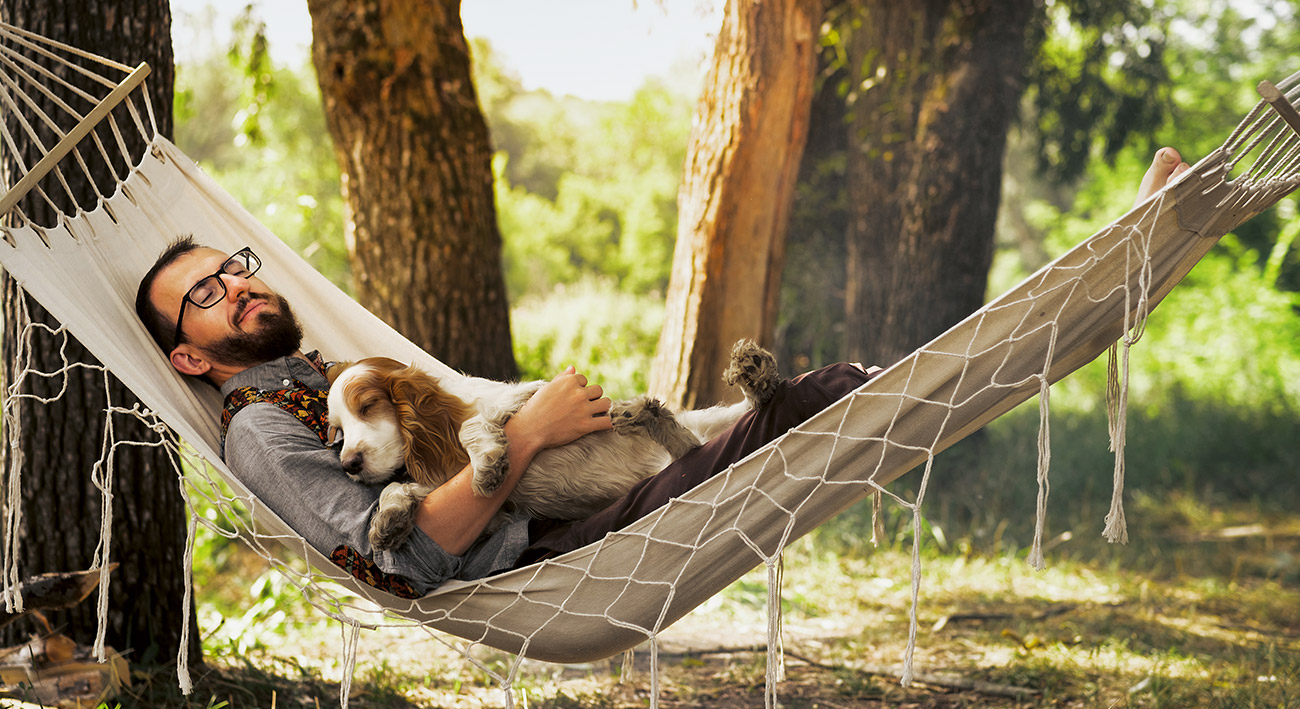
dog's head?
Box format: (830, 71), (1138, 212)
(326, 357), (473, 487)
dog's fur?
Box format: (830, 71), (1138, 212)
(325, 340), (782, 550)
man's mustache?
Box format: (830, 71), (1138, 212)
(233, 292), (271, 323)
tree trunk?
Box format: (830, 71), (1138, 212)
(307, 0), (516, 379)
(776, 0), (854, 372)
(843, 0), (1036, 368)
(651, 0), (822, 408)
(0, 0), (199, 666)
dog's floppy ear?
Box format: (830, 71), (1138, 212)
(325, 360), (353, 387)
(388, 366), (473, 488)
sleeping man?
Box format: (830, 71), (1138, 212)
(133, 148), (1190, 595)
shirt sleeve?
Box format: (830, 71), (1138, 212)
(223, 402), (465, 594)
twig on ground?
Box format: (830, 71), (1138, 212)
(931, 600), (1127, 632)
(782, 649), (1040, 700)
(644, 643), (1040, 700)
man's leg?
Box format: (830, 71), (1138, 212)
(517, 362), (877, 565)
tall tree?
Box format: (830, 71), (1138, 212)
(307, 0), (516, 379)
(778, 0), (1173, 370)
(0, 0), (198, 665)
(651, 0), (823, 408)
(842, 0), (1037, 368)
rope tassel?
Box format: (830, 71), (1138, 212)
(1103, 343), (1132, 544)
(1028, 376), (1053, 570)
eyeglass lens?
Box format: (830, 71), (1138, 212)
(190, 250), (260, 308)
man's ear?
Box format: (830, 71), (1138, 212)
(169, 345), (212, 377)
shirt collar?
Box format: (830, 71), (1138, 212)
(219, 350), (329, 397)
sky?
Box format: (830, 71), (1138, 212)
(169, 0), (724, 102)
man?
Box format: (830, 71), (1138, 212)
(136, 149), (1189, 594)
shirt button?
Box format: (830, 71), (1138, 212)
(282, 378), (291, 387)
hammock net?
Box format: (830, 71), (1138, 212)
(2, 20), (1299, 707)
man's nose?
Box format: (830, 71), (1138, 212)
(220, 272), (252, 301)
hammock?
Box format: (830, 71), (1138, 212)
(2, 20), (1299, 704)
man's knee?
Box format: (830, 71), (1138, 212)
(776, 362), (875, 422)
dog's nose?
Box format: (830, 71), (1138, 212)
(341, 451), (365, 475)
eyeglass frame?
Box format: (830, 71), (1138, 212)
(171, 246), (261, 351)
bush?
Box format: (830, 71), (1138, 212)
(511, 280), (665, 397)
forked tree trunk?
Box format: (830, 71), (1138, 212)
(843, 0), (1036, 368)
(0, 0), (198, 665)
(307, 0), (516, 379)
(651, 0), (822, 408)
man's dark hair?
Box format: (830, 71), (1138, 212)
(135, 234), (201, 354)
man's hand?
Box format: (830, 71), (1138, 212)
(413, 366), (612, 555)
(504, 366), (613, 462)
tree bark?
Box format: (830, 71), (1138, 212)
(0, 0), (199, 665)
(843, 0), (1036, 368)
(307, 0), (516, 379)
(651, 0), (822, 408)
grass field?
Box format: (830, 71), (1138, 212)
(35, 488), (1289, 709)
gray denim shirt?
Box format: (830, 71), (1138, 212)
(220, 353), (531, 594)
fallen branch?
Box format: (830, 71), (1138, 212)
(1173, 522), (1300, 542)
(931, 604), (1071, 632)
(783, 649), (1039, 699)
(643, 642), (1040, 700)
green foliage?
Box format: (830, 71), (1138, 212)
(227, 4), (275, 147)
(471, 36), (693, 302)
(511, 279), (665, 397)
(174, 10), (349, 290)
(1023, 0), (1174, 182)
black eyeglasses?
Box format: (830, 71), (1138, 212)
(172, 247), (261, 350)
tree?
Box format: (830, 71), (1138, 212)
(841, 0), (1038, 368)
(307, 0), (516, 379)
(781, 0), (1174, 369)
(0, 0), (198, 665)
(651, 0), (823, 408)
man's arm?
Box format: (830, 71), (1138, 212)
(224, 403), (467, 588)
(414, 367), (613, 555)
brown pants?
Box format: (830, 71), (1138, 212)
(516, 362), (876, 566)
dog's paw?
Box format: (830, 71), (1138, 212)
(723, 339), (781, 406)
(610, 396), (670, 432)
(461, 416), (509, 497)
(611, 396), (701, 458)
(369, 482), (432, 551)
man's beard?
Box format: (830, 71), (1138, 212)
(200, 293), (304, 367)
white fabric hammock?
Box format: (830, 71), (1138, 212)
(3, 21), (1299, 704)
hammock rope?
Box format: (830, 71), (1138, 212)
(2, 22), (1298, 707)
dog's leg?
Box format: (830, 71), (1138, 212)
(369, 482), (435, 551)
(611, 396), (701, 458)
(461, 414), (509, 497)
(722, 339), (782, 407)
(462, 382), (543, 497)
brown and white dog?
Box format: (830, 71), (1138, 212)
(325, 340), (782, 551)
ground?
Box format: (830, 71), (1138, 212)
(3, 502), (1296, 708)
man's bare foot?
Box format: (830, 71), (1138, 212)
(1134, 147), (1191, 207)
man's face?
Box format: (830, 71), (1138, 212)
(151, 247), (303, 371)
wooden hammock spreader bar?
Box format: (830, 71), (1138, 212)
(0, 61), (150, 219)
(1258, 80), (1300, 137)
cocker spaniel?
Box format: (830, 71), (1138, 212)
(325, 340), (781, 551)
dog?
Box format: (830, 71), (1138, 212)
(325, 339), (782, 551)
